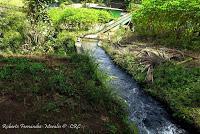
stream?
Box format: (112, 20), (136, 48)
(81, 39), (188, 134)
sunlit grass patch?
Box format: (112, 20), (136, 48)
(0, 0), (24, 7)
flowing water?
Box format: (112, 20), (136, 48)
(81, 39), (188, 134)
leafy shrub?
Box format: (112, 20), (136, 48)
(0, 10), (27, 32)
(25, 22), (56, 53)
(1, 31), (23, 52)
(0, 9), (57, 54)
(96, 10), (113, 23)
(48, 7), (112, 31)
(24, 0), (55, 23)
(0, 10), (28, 53)
(132, 0), (200, 51)
(54, 31), (77, 54)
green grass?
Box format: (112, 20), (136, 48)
(0, 54), (137, 133)
(149, 63), (200, 128)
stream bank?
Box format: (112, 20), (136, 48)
(81, 39), (188, 134)
(99, 29), (200, 133)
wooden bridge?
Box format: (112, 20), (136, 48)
(82, 13), (132, 40)
(98, 13), (131, 33)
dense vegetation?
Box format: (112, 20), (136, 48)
(0, 3), (112, 54)
(132, 0), (200, 51)
(0, 10), (56, 54)
(48, 7), (112, 31)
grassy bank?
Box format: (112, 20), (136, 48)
(102, 29), (200, 133)
(0, 1), (137, 133)
(0, 54), (137, 133)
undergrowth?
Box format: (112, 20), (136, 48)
(0, 54), (137, 133)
